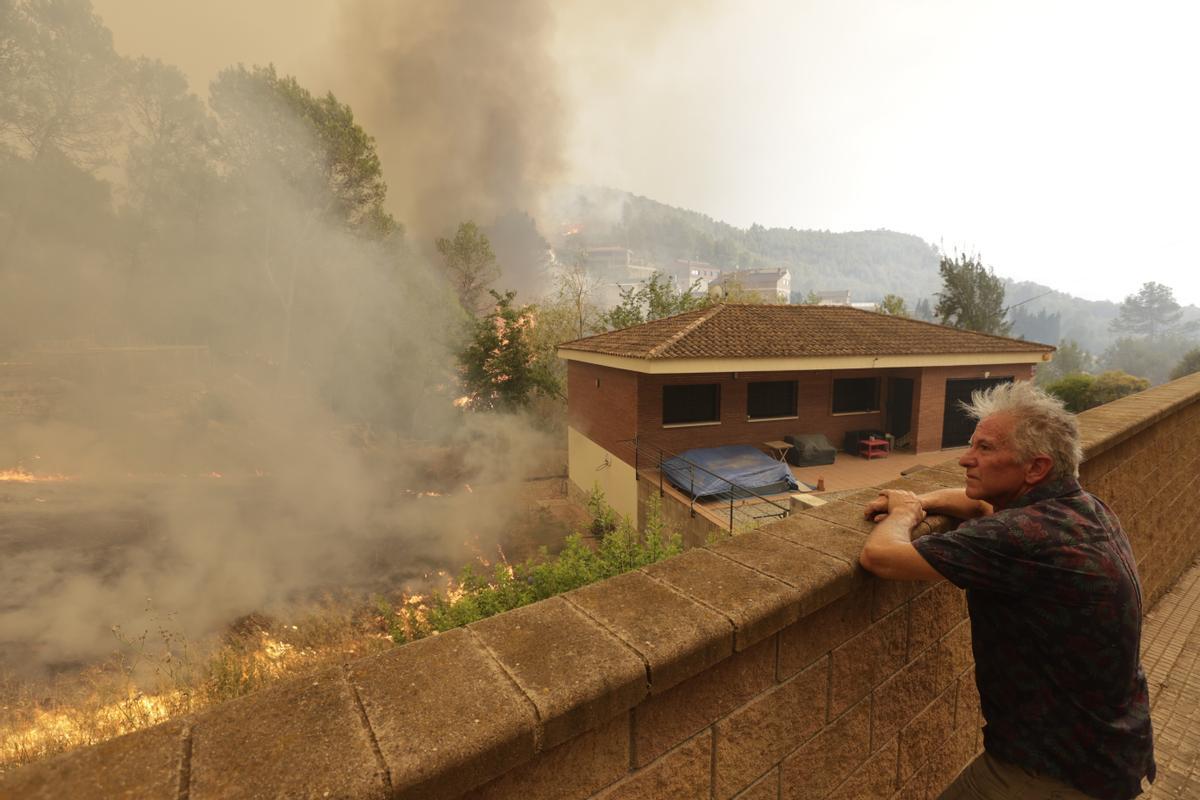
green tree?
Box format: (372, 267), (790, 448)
(879, 294), (908, 316)
(934, 253), (1010, 335)
(1170, 348), (1200, 381)
(210, 64), (395, 236)
(122, 58), (216, 229)
(913, 297), (934, 321)
(551, 255), (601, 340)
(599, 272), (712, 331)
(1101, 335), (1192, 386)
(1086, 370), (1149, 406)
(436, 221), (501, 316)
(0, 0), (125, 167)
(1044, 373), (1095, 413)
(457, 290), (560, 411)
(1111, 282), (1191, 340)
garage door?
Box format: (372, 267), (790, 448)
(941, 377), (1013, 448)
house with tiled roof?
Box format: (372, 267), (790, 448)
(557, 304), (1055, 521)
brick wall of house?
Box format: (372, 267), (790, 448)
(567, 361), (640, 466)
(637, 369), (896, 458)
(8, 372), (1198, 800)
(635, 364), (1034, 458)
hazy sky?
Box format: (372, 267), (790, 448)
(94, 0), (1200, 306)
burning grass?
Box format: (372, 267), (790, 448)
(0, 597), (396, 775)
(0, 491), (680, 776)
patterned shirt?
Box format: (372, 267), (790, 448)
(913, 477), (1155, 800)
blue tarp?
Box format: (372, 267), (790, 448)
(661, 444), (801, 500)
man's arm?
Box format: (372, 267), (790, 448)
(859, 490), (944, 581)
(919, 487), (992, 519)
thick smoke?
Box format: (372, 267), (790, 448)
(0, 0), (563, 669)
(327, 1), (565, 268)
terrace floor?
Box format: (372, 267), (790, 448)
(786, 446), (969, 494)
(1142, 557), (1200, 798)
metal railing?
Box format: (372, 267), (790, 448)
(625, 437), (791, 533)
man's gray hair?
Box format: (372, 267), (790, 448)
(964, 380), (1082, 480)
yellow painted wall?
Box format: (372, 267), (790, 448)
(567, 425), (638, 522)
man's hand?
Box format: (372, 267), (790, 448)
(864, 489), (927, 526)
(859, 490), (942, 582)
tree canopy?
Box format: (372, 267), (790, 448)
(879, 294), (908, 317)
(1111, 281), (1192, 340)
(436, 221), (501, 316)
(209, 64), (395, 237)
(933, 253), (1010, 336)
(456, 290), (560, 411)
(598, 272), (712, 331)
(0, 0), (125, 166)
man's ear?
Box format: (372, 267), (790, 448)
(1025, 454), (1054, 485)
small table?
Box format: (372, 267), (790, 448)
(763, 440), (793, 462)
(859, 437), (890, 459)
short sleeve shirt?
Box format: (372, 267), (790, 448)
(913, 478), (1155, 800)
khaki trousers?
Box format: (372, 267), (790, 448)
(937, 751), (1100, 800)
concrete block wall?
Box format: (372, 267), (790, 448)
(1075, 371), (1200, 606)
(5, 373), (1200, 800)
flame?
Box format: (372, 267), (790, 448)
(453, 395), (471, 408)
(1, 689), (184, 762)
(0, 467), (71, 482)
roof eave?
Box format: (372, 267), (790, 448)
(556, 349), (1052, 374)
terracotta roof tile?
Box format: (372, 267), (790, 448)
(558, 304), (1054, 360)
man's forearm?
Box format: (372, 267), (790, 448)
(860, 508), (942, 581)
(919, 488), (990, 519)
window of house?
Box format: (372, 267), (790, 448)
(663, 383), (721, 425)
(832, 377), (879, 414)
(747, 380), (797, 419)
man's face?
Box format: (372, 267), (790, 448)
(958, 412), (1032, 509)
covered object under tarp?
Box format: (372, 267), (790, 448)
(784, 434), (836, 467)
(660, 444), (801, 500)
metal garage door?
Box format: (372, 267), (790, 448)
(941, 377), (1013, 448)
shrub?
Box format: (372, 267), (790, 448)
(1045, 373), (1095, 413)
(396, 493), (682, 642)
(1086, 370), (1149, 407)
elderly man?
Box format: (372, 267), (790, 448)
(859, 381), (1155, 800)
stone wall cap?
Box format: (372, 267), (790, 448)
(469, 595), (647, 750)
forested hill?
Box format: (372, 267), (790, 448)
(553, 187), (943, 301)
(550, 187), (1198, 357)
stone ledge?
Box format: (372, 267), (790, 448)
(189, 665), (387, 799)
(642, 547), (804, 651)
(1078, 372), (1200, 461)
(346, 627), (538, 800)
(566, 570), (734, 695)
(469, 596), (647, 751)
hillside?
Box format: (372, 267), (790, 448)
(547, 187), (1199, 356)
(548, 187), (943, 301)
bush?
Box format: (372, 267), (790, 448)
(394, 493), (682, 643)
(1046, 370), (1148, 412)
(1044, 373), (1095, 412)
(1087, 370), (1149, 407)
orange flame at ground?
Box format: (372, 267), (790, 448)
(0, 467), (71, 482)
